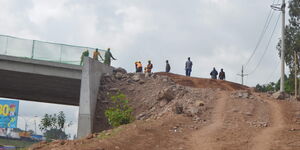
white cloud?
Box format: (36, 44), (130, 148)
(0, 0), (289, 136)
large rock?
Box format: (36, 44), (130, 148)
(115, 72), (123, 80)
(157, 86), (176, 101)
(194, 100), (205, 107)
(113, 67), (127, 74)
(132, 74), (141, 82)
(272, 91), (289, 100)
(231, 90), (251, 99)
(184, 106), (199, 116)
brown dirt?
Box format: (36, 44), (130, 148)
(156, 72), (249, 91)
(30, 72), (300, 150)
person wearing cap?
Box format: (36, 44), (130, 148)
(93, 48), (103, 61)
(104, 48), (116, 66)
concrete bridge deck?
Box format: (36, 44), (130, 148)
(0, 54), (114, 138)
(0, 55), (82, 105)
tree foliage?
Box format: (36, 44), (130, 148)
(256, 74), (296, 94)
(105, 93), (134, 127)
(39, 111), (71, 141)
(277, 0), (300, 71)
(43, 129), (68, 141)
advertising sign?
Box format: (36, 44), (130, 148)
(0, 99), (19, 128)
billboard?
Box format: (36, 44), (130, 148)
(0, 99), (19, 128)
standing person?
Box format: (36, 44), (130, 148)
(135, 61), (138, 72)
(166, 60), (171, 73)
(219, 68), (226, 80)
(135, 61), (143, 73)
(146, 60), (153, 73)
(93, 48), (103, 61)
(210, 67), (218, 79)
(104, 48), (116, 66)
(185, 57), (193, 76)
(80, 49), (89, 65)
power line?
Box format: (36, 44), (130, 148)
(266, 61), (281, 83)
(247, 13), (281, 75)
(243, 0), (277, 67)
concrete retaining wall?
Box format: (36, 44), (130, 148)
(77, 57), (114, 138)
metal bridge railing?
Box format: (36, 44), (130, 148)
(0, 35), (106, 65)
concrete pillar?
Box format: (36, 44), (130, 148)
(77, 57), (113, 138)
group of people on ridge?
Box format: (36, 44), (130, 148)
(185, 57), (226, 80)
(80, 48), (116, 66)
(134, 57), (225, 80)
(82, 50), (225, 80)
(135, 60), (153, 73)
(135, 60), (170, 74)
(210, 67), (226, 80)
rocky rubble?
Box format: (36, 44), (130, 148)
(97, 68), (218, 126)
(230, 90), (254, 99)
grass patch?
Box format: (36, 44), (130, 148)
(0, 138), (37, 148)
(97, 127), (123, 140)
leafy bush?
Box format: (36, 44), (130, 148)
(105, 93), (134, 127)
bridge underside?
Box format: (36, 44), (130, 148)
(0, 70), (81, 106)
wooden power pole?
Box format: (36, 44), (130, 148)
(237, 66), (248, 85)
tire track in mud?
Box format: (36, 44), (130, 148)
(250, 99), (285, 150)
(190, 92), (227, 150)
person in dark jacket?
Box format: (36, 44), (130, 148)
(185, 57), (193, 76)
(166, 60), (171, 73)
(210, 67), (218, 79)
(219, 68), (226, 80)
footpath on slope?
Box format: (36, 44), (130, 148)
(190, 91), (227, 150)
(251, 94), (285, 150)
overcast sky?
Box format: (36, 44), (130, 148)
(0, 0), (289, 137)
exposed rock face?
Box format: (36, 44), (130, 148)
(272, 91), (290, 100)
(96, 71), (218, 130)
(231, 90), (251, 99)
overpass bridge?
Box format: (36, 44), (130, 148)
(0, 54), (114, 138)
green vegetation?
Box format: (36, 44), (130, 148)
(0, 138), (36, 148)
(105, 93), (134, 127)
(277, 0), (300, 71)
(39, 111), (72, 141)
(97, 127), (123, 139)
(256, 74), (297, 94)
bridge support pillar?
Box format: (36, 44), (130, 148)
(77, 57), (113, 138)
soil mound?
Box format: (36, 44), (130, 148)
(30, 70), (300, 150)
(156, 72), (248, 91)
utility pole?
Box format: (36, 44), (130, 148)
(271, 0), (286, 93)
(295, 51), (298, 97)
(237, 66), (248, 85)
(280, 0), (286, 93)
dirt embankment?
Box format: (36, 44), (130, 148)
(30, 70), (300, 150)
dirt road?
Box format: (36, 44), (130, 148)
(190, 92), (227, 150)
(251, 98), (285, 150)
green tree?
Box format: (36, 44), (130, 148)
(39, 111), (70, 141)
(256, 74), (295, 94)
(277, 0), (300, 71)
(105, 93), (134, 127)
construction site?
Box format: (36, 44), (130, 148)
(28, 70), (300, 150)
(0, 0), (299, 150)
